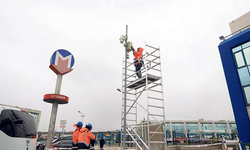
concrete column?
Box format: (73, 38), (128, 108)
(170, 122), (173, 139)
(184, 122), (187, 137)
(212, 122), (217, 138)
(46, 75), (63, 149)
(198, 121), (202, 143)
(198, 121), (201, 133)
(226, 121), (231, 139)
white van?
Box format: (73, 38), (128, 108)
(0, 105), (37, 150)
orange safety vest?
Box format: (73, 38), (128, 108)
(134, 47), (144, 65)
(72, 124), (81, 144)
(78, 128), (95, 147)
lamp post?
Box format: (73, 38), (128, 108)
(119, 25), (128, 150)
(108, 131), (112, 146)
(187, 129), (191, 145)
(116, 130), (121, 147)
(166, 130), (169, 145)
(211, 132), (214, 143)
(99, 131), (104, 137)
(172, 129), (177, 145)
(200, 131), (203, 144)
(116, 89), (122, 148)
(78, 111), (85, 123)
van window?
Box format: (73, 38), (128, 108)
(0, 109), (36, 138)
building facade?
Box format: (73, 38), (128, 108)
(93, 119), (237, 145)
(37, 119), (237, 146)
(218, 11), (250, 145)
(165, 119), (237, 144)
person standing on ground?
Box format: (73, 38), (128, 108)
(72, 121), (83, 150)
(78, 123), (95, 150)
(99, 137), (105, 150)
(90, 139), (95, 150)
(132, 46), (144, 78)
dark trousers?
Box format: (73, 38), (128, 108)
(72, 143), (78, 150)
(135, 64), (142, 78)
(78, 143), (90, 150)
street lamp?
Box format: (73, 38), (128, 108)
(212, 132), (215, 143)
(116, 130), (121, 146)
(200, 131), (203, 144)
(165, 130), (169, 145)
(166, 130), (169, 138)
(187, 129), (191, 145)
(78, 111), (85, 123)
(99, 131), (104, 137)
(172, 129), (177, 145)
(108, 131), (112, 146)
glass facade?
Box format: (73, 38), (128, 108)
(89, 121), (238, 146)
(172, 123), (184, 131)
(232, 41), (250, 105)
(165, 123), (170, 130)
(186, 123), (199, 139)
(172, 123), (185, 138)
(215, 123), (230, 139)
(165, 123), (171, 139)
(168, 121), (236, 143)
(229, 123), (238, 139)
(201, 123), (213, 132)
(200, 123), (214, 139)
(186, 123), (199, 131)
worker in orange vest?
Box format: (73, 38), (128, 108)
(72, 121), (83, 150)
(132, 46), (144, 78)
(78, 123), (95, 150)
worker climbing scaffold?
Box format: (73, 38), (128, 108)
(132, 46), (144, 78)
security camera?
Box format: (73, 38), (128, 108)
(119, 35), (125, 44)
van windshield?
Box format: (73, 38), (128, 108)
(0, 109), (36, 138)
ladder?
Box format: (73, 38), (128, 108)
(121, 44), (167, 150)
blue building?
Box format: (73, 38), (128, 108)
(218, 13), (250, 146)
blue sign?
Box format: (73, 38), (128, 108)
(50, 49), (75, 68)
(49, 49), (75, 75)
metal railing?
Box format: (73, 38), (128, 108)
(219, 24), (250, 41)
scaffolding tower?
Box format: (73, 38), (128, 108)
(121, 44), (167, 150)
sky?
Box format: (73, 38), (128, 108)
(1, 0), (250, 132)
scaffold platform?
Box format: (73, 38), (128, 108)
(127, 74), (161, 89)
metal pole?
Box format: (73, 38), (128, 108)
(145, 44), (150, 149)
(123, 25), (128, 150)
(46, 74), (63, 149)
(108, 131), (111, 146)
(143, 119), (146, 150)
(60, 126), (64, 148)
(117, 130), (121, 147)
(78, 111), (84, 123)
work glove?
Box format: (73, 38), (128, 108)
(131, 46), (135, 51)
